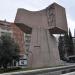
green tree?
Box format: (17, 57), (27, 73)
(58, 29), (74, 60)
(63, 33), (70, 56)
(68, 29), (74, 55)
(0, 34), (19, 69)
(58, 35), (64, 60)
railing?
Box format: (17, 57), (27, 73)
(0, 65), (75, 75)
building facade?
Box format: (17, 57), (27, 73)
(0, 20), (12, 36)
(0, 20), (27, 67)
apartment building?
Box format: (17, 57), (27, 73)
(0, 20), (27, 67)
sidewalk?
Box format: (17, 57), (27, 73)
(0, 65), (75, 75)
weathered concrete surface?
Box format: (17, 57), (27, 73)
(15, 3), (68, 34)
(28, 28), (61, 68)
(14, 3), (68, 68)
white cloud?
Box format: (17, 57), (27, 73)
(0, 0), (75, 36)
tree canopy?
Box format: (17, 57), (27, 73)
(58, 29), (74, 60)
(0, 34), (20, 69)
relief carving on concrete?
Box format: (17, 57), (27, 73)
(47, 5), (56, 27)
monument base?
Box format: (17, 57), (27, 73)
(28, 28), (62, 68)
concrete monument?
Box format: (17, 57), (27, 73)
(14, 3), (68, 68)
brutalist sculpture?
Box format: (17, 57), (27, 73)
(14, 3), (68, 68)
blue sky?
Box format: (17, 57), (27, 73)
(0, 0), (75, 36)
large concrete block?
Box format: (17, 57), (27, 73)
(15, 3), (68, 34)
(47, 3), (68, 34)
(28, 28), (61, 68)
